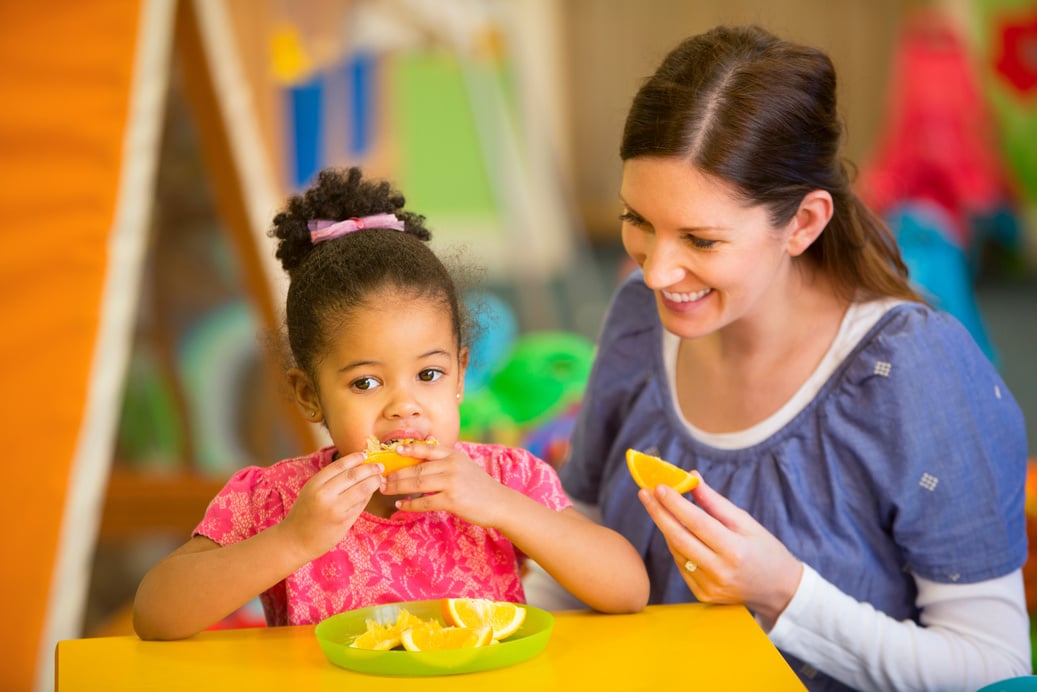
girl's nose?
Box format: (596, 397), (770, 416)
(385, 390), (422, 419)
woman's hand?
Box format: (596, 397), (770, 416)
(639, 475), (804, 625)
(382, 443), (510, 527)
(279, 452), (384, 561)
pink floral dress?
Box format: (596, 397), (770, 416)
(194, 441), (571, 626)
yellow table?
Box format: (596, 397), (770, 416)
(56, 603), (806, 690)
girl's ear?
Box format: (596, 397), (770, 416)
(287, 368), (322, 422)
(785, 189), (833, 257)
(456, 347), (470, 404)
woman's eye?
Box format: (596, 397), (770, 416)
(688, 236), (718, 249)
(418, 368), (444, 383)
(352, 376), (380, 392)
(618, 210), (647, 227)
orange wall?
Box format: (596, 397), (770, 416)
(0, 1), (140, 688)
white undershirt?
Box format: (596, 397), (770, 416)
(524, 299), (1031, 689)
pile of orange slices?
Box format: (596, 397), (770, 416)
(350, 599), (526, 652)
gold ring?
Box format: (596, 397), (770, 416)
(684, 559), (697, 573)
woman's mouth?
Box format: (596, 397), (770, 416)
(661, 288), (712, 303)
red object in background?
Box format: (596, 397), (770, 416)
(1023, 460), (1037, 613)
(859, 9), (1013, 247)
(995, 9), (1037, 94)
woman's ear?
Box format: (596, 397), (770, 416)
(287, 368), (322, 422)
(786, 189), (833, 257)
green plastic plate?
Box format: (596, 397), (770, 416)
(314, 599), (554, 676)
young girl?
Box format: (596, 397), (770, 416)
(133, 167), (649, 640)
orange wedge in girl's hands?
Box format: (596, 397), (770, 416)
(361, 436), (437, 475)
(626, 449), (699, 493)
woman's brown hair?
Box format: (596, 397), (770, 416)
(621, 25), (921, 303)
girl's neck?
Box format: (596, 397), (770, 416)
(365, 492), (398, 519)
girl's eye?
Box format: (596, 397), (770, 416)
(418, 368), (444, 383)
(351, 376), (380, 392)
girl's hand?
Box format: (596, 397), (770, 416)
(382, 443), (509, 527)
(279, 452), (384, 560)
(638, 475), (803, 625)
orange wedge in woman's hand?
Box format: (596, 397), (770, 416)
(626, 448), (699, 493)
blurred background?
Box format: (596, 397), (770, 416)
(2, 0), (1035, 690)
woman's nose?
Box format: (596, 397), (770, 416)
(641, 241), (686, 289)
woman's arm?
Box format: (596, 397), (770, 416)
(769, 565), (1031, 691)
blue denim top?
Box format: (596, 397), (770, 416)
(561, 272), (1028, 691)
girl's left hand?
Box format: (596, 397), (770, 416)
(381, 443), (508, 527)
(639, 476), (804, 625)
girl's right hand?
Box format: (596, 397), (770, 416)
(278, 452), (384, 560)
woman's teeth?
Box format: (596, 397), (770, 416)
(661, 288), (712, 303)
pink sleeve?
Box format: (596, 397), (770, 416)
(193, 466), (286, 546)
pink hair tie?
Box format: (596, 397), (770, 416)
(307, 213), (406, 243)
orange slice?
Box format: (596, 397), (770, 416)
(351, 618), (400, 650)
(361, 437), (437, 475)
(350, 608), (435, 649)
(441, 598), (527, 641)
(400, 624), (492, 652)
(626, 448), (699, 493)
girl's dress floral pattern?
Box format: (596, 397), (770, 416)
(195, 442), (571, 625)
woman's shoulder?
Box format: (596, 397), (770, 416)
(831, 300), (1024, 455)
(849, 301), (998, 382)
(599, 270), (659, 340)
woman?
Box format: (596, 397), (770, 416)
(556, 25), (1029, 691)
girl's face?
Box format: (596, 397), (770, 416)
(307, 288), (467, 455)
(620, 157), (802, 340)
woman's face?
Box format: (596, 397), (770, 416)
(312, 288), (467, 456)
(620, 157), (798, 340)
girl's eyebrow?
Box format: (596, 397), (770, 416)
(338, 350), (452, 373)
(339, 359), (378, 373)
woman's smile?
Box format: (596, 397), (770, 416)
(661, 288), (713, 304)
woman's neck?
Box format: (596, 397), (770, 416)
(675, 270), (848, 432)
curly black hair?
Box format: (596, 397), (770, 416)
(269, 167), (468, 381)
